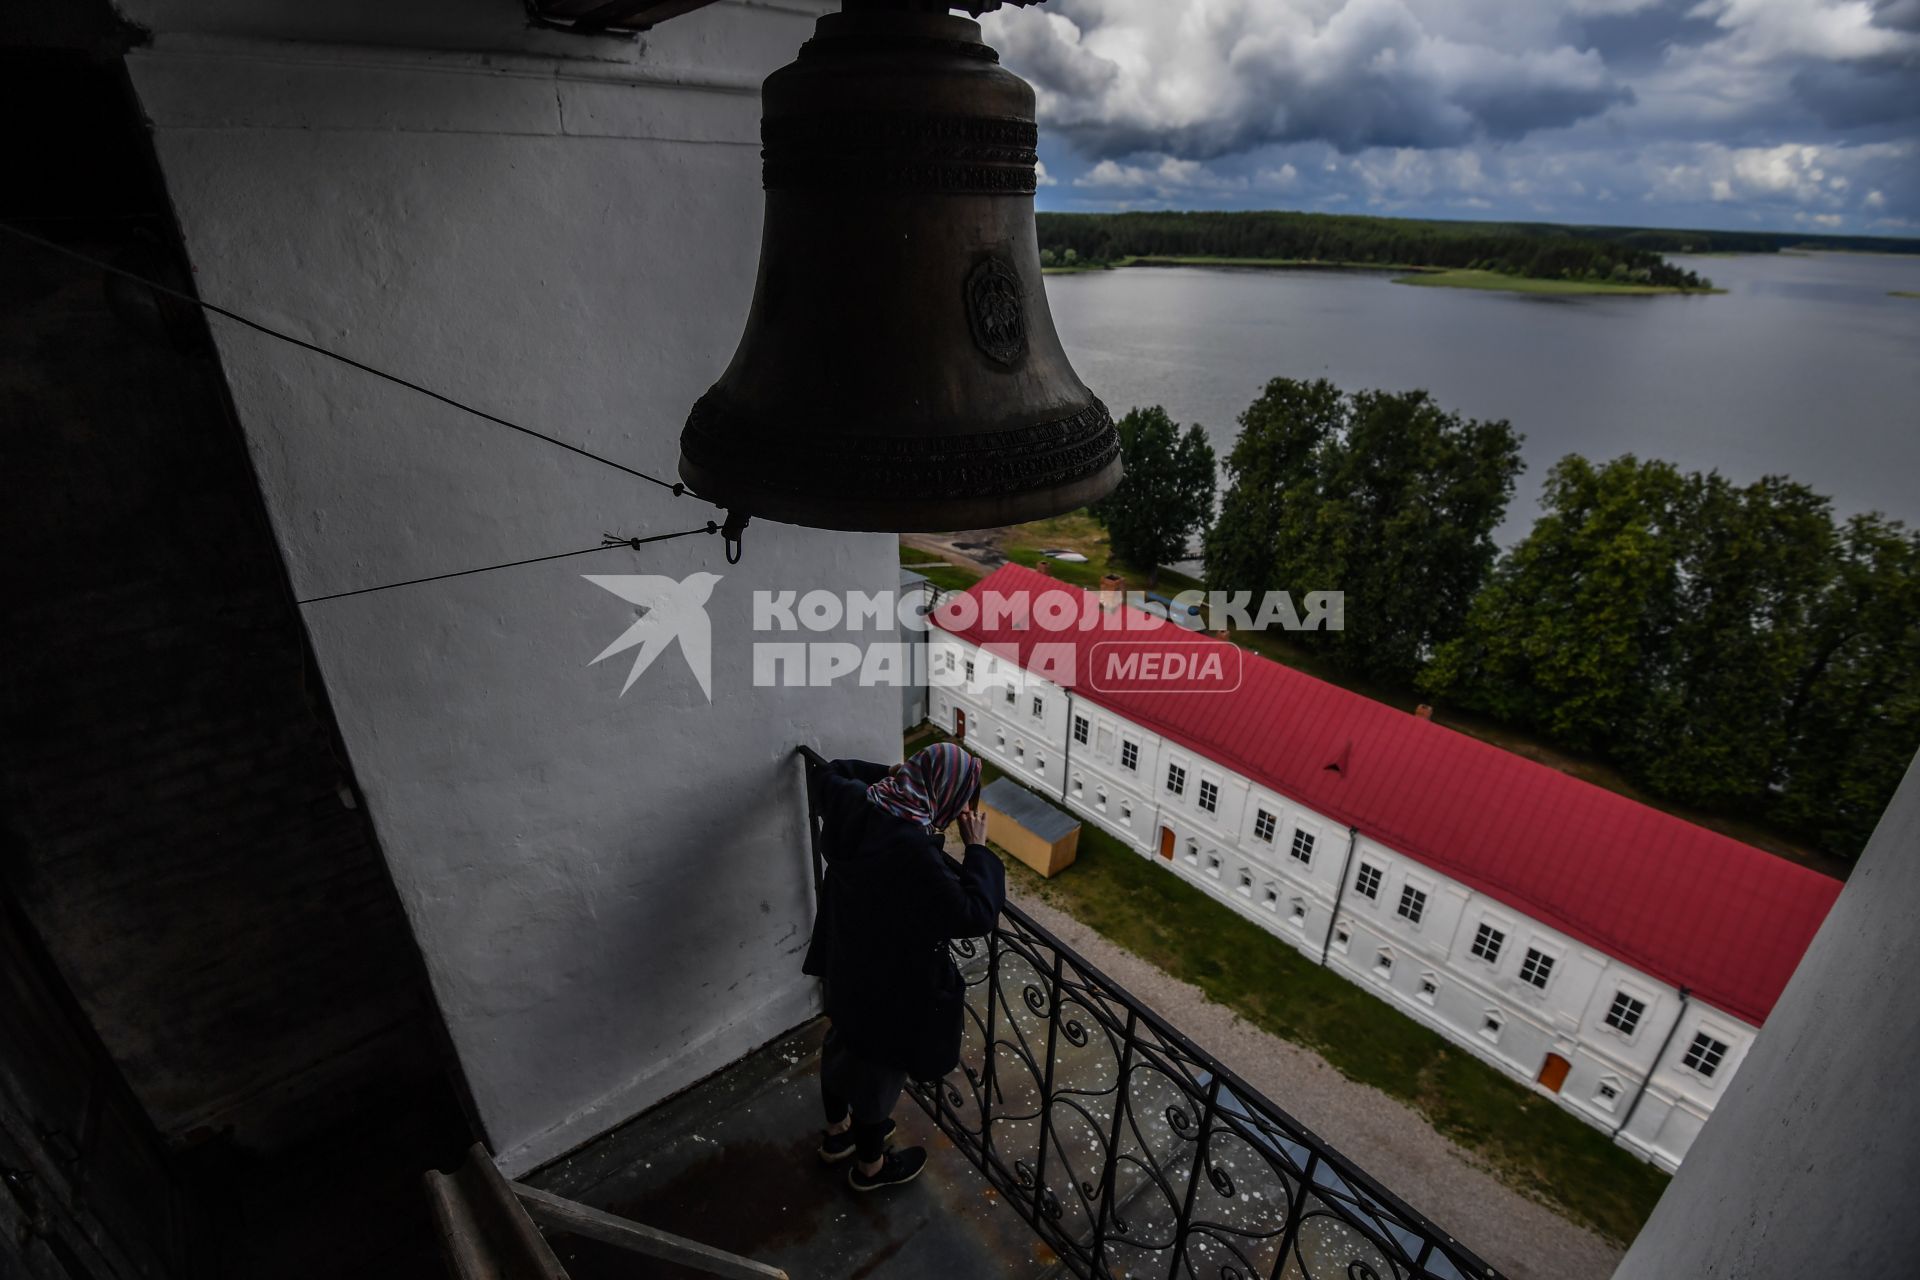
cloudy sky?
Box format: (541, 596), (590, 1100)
(980, 0), (1920, 233)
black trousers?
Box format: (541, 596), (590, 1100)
(819, 1027), (906, 1162)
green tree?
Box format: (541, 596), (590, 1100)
(1206, 379), (1522, 684)
(1089, 405), (1217, 585)
(1769, 514), (1920, 855)
(1624, 474), (1836, 807)
(1421, 456), (1692, 748)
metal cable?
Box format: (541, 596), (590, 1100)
(0, 221), (714, 505)
(296, 525), (719, 605)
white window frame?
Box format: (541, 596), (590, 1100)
(1332, 920), (1352, 954)
(1072, 714), (1089, 745)
(1120, 739), (1139, 771)
(1032, 695), (1045, 719)
(1416, 972), (1439, 1005)
(1166, 762), (1187, 797)
(1518, 943), (1559, 992)
(1469, 919), (1507, 966)
(1480, 1010), (1504, 1044)
(1593, 1076), (1623, 1112)
(1288, 824), (1318, 866)
(1197, 778), (1220, 814)
(1602, 984), (1653, 1042)
(1261, 884), (1280, 912)
(1287, 898), (1308, 928)
(1680, 1024), (1735, 1083)
(1004, 683), (1016, 705)
(1354, 861), (1383, 900)
(1372, 948), (1394, 980)
(1253, 807), (1277, 843)
(1204, 852), (1222, 879)
(1396, 881), (1429, 928)
(1235, 867), (1253, 897)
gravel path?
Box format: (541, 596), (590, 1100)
(1007, 885), (1623, 1280)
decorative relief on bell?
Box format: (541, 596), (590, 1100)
(966, 258), (1027, 365)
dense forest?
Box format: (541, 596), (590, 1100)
(1108, 378), (1919, 862)
(1035, 210), (1920, 289)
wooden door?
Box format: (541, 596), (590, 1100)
(1537, 1052), (1571, 1094)
(1159, 826), (1175, 860)
(954, 707), (966, 740)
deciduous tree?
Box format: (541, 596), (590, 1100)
(1089, 405), (1216, 585)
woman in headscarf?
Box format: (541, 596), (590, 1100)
(801, 742), (1005, 1190)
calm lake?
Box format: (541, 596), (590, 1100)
(1043, 251), (1920, 540)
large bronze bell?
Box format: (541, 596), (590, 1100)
(678, 1), (1122, 533)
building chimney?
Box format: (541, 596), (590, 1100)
(1099, 573), (1123, 612)
(1035, 559), (1051, 576)
(1414, 704), (1433, 721)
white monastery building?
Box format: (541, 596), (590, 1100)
(928, 564), (1841, 1171)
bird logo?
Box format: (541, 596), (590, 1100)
(583, 572), (723, 700)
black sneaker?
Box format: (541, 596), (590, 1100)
(818, 1119), (897, 1164)
(848, 1146), (927, 1191)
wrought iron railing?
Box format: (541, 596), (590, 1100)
(798, 747), (1500, 1280)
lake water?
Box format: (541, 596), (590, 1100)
(1043, 252), (1920, 540)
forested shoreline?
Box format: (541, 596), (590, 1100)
(1036, 210), (1919, 291)
(1091, 379), (1919, 864)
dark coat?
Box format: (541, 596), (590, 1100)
(801, 758), (1006, 1079)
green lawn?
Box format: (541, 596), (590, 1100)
(969, 756), (1670, 1246)
(1392, 268), (1719, 296)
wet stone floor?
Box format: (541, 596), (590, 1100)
(524, 1020), (1057, 1279)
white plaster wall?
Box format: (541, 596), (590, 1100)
(124, 0), (896, 1176)
(931, 624), (1755, 1169)
(1614, 752), (1920, 1277)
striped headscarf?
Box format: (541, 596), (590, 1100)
(867, 743), (981, 834)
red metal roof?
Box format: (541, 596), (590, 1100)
(934, 564), (1841, 1025)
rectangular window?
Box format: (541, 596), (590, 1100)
(1333, 926), (1351, 952)
(1253, 809), (1276, 842)
(1120, 802), (1132, 824)
(1471, 923), (1504, 964)
(1481, 1013), (1503, 1042)
(1072, 715), (1089, 745)
(1096, 789), (1107, 810)
(1354, 862), (1382, 899)
(964, 659), (975, 682)
(1205, 854), (1221, 878)
(1184, 840), (1199, 866)
(1004, 684), (1015, 705)
(1595, 1081), (1620, 1109)
(1072, 776), (1084, 796)
(1519, 947), (1555, 989)
(1197, 780), (1219, 813)
(1236, 869), (1253, 896)
(1396, 885), (1426, 925)
(1262, 886), (1279, 910)
(1288, 899), (1307, 926)
(1605, 992), (1647, 1036)
(1418, 977), (1438, 1003)
(1683, 1032), (1729, 1078)
(1034, 754), (1045, 771)
(1014, 744), (1024, 761)
(1032, 695), (1044, 718)
(1289, 828), (1315, 865)
(1166, 763), (1187, 795)
(1373, 951), (1393, 977)
(943, 650), (956, 673)
(1120, 740), (1139, 771)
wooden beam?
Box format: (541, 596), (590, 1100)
(511, 1182), (789, 1280)
(533, 0), (723, 31)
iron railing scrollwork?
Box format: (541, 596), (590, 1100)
(798, 746), (1501, 1280)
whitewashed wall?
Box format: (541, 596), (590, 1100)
(121, 0), (899, 1175)
(932, 626), (1753, 1170)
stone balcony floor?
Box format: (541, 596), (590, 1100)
(524, 1018), (1056, 1279)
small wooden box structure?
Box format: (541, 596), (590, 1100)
(981, 778), (1081, 878)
